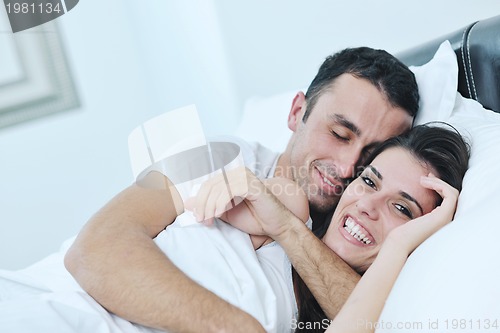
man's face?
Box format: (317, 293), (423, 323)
(278, 74), (413, 213)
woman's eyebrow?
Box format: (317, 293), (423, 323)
(399, 191), (424, 215)
(367, 166), (382, 180)
(368, 165), (424, 215)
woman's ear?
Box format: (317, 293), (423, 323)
(288, 92), (306, 132)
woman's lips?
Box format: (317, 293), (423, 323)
(339, 215), (375, 246)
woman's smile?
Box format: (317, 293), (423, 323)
(340, 215), (375, 246)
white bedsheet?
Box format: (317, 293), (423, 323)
(0, 220), (280, 333)
(0, 237), (162, 333)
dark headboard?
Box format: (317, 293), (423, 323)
(397, 15), (500, 114)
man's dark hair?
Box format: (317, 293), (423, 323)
(302, 47), (420, 122)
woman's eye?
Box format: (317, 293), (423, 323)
(362, 176), (376, 189)
(331, 130), (349, 142)
(394, 203), (413, 219)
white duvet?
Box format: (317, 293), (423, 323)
(0, 237), (162, 333)
(0, 218), (279, 333)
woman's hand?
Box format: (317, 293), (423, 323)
(185, 167), (303, 239)
(386, 173), (459, 255)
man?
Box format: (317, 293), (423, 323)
(65, 47), (419, 332)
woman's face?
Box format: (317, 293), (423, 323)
(322, 147), (438, 273)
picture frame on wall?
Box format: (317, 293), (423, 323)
(0, 10), (79, 129)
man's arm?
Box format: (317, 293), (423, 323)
(64, 172), (265, 333)
(231, 195), (359, 318)
(242, 170), (361, 319)
(275, 218), (360, 319)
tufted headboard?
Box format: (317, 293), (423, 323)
(397, 14), (500, 113)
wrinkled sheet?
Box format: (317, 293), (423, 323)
(0, 220), (279, 333)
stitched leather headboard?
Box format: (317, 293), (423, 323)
(397, 15), (500, 113)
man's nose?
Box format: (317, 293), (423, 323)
(336, 148), (361, 179)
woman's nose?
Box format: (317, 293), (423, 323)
(355, 193), (380, 220)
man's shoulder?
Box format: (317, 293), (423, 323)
(208, 135), (280, 178)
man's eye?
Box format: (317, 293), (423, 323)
(362, 176), (376, 189)
(394, 203), (413, 219)
(331, 130), (349, 142)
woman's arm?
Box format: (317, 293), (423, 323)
(65, 171), (266, 333)
(185, 169), (310, 249)
(326, 175), (459, 332)
(221, 177), (310, 249)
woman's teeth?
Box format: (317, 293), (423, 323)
(344, 217), (372, 244)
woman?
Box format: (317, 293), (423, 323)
(190, 123), (469, 332)
(323, 124), (470, 332)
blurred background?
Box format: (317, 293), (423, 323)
(1, 0), (499, 269)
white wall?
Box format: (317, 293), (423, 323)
(1, 0), (499, 270)
(214, 0), (500, 103)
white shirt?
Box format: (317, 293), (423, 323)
(154, 136), (300, 333)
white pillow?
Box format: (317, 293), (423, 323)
(412, 40), (458, 126)
(235, 90), (298, 153)
(378, 94), (500, 331)
(235, 41), (458, 152)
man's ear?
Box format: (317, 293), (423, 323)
(288, 92), (306, 132)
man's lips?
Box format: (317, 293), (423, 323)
(314, 166), (343, 195)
